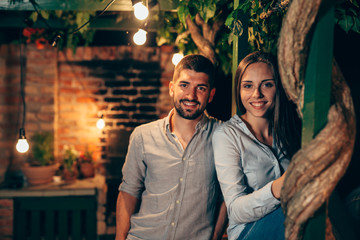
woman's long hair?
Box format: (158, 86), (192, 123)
(234, 51), (301, 159)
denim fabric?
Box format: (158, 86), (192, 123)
(237, 207), (285, 240)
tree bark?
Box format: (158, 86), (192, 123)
(185, 14), (224, 65)
(278, 0), (357, 239)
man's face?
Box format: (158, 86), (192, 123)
(169, 69), (215, 120)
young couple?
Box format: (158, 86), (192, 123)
(116, 51), (300, 240)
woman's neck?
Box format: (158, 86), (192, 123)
(241, 113), (273, 147)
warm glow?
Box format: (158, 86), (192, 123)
(133, 29), (147, 45)
(96, 118), (105, 129)
(172, 53), (184, 66)
(16, 139), (29, 153)
(133, 2), (149, 20)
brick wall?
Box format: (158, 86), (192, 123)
(0, 43), (174, 238)
(0, 43), (173, 173)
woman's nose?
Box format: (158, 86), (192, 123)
(252, 87), (263, 98)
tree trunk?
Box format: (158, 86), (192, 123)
(278, 0), (357, 239)
(185, 14), (224, 65)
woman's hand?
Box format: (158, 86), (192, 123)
(271, 171), (287, 199)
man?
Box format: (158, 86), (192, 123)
(116, 54), (227, 240)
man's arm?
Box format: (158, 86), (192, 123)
(211, 201), (228, 240)
(115, 191), (140, 240)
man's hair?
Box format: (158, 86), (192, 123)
(173, 54), (215, 89)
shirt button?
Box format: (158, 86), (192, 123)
(179, 178), (183, 182)
(176, 200), (180, 204)
(171, 222), (175, 226)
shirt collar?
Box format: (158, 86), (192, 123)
(164, 109), (210, 134)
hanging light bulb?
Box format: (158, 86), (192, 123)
(133, 2), (149, 20)
(133, 29), (147, 45)
(16, 128), (29, 153)
(172, 53), (184, 66)
(96, 115), (105, 129)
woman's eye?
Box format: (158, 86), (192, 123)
(242, 84), (252, 89)
(263, 82), (274, 88)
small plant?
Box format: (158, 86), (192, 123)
(30, 132), (54, 166)
(79, 149), (93, 164)
(62, 145), (79, 172)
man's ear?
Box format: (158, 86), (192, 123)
(208, 88), (216, 103)
(169, 81), (174, 97)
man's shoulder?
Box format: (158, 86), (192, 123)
(132, 118), (165, 136)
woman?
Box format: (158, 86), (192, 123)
(213, 51), (301, 240)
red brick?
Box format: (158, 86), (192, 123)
(0, 199), (13, 208)
(0, 219), (13, 227)
(0, 226), (13, 236)
(0, 209), (12, 217)
(76, 97), (98, 103)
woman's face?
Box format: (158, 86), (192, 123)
(240, 62), (276, 120)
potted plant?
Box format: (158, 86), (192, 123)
(78, 149), (95, 179)
(61, 145), (79, 183)
(21, 132), (59, 185)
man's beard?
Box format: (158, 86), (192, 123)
(174, 99), (204, 120)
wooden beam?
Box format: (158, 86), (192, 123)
(0, 0), (178, 11)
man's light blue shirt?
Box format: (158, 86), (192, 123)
(119, 110), (221, 240)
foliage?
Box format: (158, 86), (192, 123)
(62, 145), (79, 172)
(26, 10), (97, 52)
(30, 132), (54, 166)
(158, 0), (359, 78)
(157, 0), (233, 75)
(226, 0), (287, 56)
(335, 0), (360, 34)
(79, 149), (94, 164)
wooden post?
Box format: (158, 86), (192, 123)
(302, 3), (334, 239)
(232, 0), (249, 116)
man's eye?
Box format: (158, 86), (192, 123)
(198, 86), (207, 91)
(180, 84), (187, 88)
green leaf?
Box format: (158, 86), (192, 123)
(39, 10), (50, 20)
(29, 12), (38, 23)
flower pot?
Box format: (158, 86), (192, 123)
(62, 164), (78, 184)
(21, 163), (59, 185)
(79, 162), (95, 178)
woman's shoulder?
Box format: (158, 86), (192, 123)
(214, 115), (247, 137)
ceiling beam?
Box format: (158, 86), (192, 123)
(0, 0), (178, 12)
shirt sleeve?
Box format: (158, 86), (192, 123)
(212, 127), (280, 224)
(118, 127), (146, 199)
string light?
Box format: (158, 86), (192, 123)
(16, 128), (29, 153)
(133, 29), (147, 45)
(172, 53), (184, 66)
(133, 2), (149, 20)
(96, 115), (105, 130)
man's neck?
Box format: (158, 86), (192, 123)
(170, 111), (203, 149)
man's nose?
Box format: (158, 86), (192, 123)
(186, 87), (197, 100)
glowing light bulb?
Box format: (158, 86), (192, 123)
(133, 2), (149, 20)
(133, 29), (147, 45)
(16, 128), (29, 153)
(172, 53), (184, 66)
(96, 118), (105, 129)
(16, 139), (29, 153)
